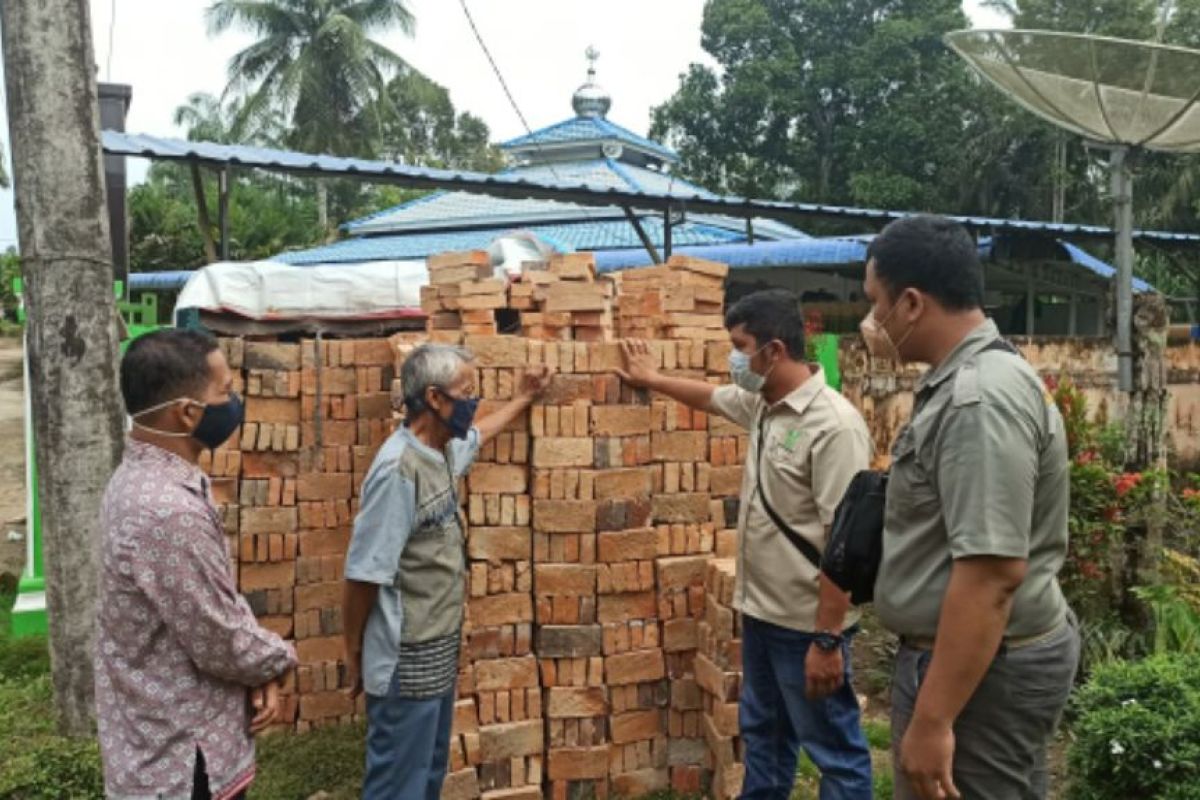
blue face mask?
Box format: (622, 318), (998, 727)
(438, 389), (480, 439)
(729, 345), (772, 394)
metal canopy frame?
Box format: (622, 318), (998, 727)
(102, 131), (1200, 255)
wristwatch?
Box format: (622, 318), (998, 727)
(813, 631), (844, 652)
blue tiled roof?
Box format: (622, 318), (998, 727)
(595, 239), (868, 272)
(344, 159), (719, 235)
(501, 117), (679, 163)
(275, 218), (745, 266)
(340, 156), (810, 242)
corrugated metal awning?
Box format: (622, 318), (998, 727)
(103, 131), (1200, 248)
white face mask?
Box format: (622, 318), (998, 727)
(728, 343), (773, 394)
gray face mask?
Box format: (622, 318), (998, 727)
(728, 343), (773, 393)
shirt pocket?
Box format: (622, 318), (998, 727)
(885, 425), (939, 528)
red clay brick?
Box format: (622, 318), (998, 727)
(469, 463), (528, 495)
(535, 564), (597, 596)
(297, 473), (352, 501)
(605, 649), (666, 686)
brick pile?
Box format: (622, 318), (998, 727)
(203, 248), (755, 798)
(423, 250), (508, 341)
(698, 559), (745, 799)
(455, 335), (542, 800)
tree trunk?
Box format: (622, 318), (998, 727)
(190, 163), (218, 263)
(0, 0), (125, 735)
(316, 180), (328, 235)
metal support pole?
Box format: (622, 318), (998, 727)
(1112, 148), (1135, 392)
(218, 165), (231, 261)
(622, 206), (662, 264)
(1069, 293), (1078, 336)
(663, 207), (673, 260)
(1025, 266), (1036, 336)
(746, 217), (755, 245)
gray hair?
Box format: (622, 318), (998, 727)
(401, 343), (473, 416)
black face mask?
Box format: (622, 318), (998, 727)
(191, 394), (245, 449)
(438, 390), (479, 440)
(132, 393), (245, 450)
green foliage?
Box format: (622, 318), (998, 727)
(208, 0), (414, 158)
(1136, 585), (1200, 656)
(0, 250), (20, 321)
(654, 0), (1200, 243)
(367, 67), (504, 172)
(862, 719), (891, 751)
(1066, 654), (1200, 800)
(652, 0), (985, 209)
(129, 165), (324, 271)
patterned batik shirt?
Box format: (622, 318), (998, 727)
(96, 439), (296, 800)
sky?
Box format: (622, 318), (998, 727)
(0, 0), (1011, 249)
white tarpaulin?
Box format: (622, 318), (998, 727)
(174, 260), (432, 321)
(172, 233), (559, 322)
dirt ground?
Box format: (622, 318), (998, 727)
(0, 337), (27, 583)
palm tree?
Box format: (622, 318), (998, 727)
(207, 0), (415, 227)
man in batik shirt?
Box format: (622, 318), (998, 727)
(97, 329), (296, 800)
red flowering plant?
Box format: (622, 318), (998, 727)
(1048, 376), (1199, 624)
(1049, 377), (1124, 618)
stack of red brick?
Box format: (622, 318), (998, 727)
(698, 558), (745, 799)
(203, 250), (753, 798)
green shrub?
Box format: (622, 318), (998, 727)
(1066, 654), (1200, 800)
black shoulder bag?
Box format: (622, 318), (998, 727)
(821, 469), (888, 605)
(821, 336), (1022, 605)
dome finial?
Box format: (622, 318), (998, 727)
(573, 45), (611, 119)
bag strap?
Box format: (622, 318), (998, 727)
(755, 413), (823, 571)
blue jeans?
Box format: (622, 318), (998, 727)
(362, 681), (456, 800)
(739, 614), (873, 800)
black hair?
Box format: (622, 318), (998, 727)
(866, 214), (984, 311)
(723, 288), (806, 359)
(120, 329), (220, 415)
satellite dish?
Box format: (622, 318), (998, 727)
(945, 26), (1200, 391)
(945, 29), (1200, 152)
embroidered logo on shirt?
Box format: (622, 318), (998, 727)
(781, 429), (802, 452)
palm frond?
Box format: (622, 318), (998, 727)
(206, 0), (304, 37)
(340, 0), (415, 36)
(227, 34), (296, 86)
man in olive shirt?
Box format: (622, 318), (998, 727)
(620, 289), (874, 799)
(861, 215), (1079, 800)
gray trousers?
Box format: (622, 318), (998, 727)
(890, 616), (1080, 800)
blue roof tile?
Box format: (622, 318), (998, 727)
(501, 117), (679, 163)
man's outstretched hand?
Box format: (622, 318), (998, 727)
(518, 364), (552, 400)
(616, 340), (659, 389)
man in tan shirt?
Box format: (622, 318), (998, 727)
(619, 288), (873, 799)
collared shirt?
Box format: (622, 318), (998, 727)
(709, 367), (872, 632)
(96, 440), (296, 800)
(875, 320), (1071, 639)
(345, 426), (480, 697)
